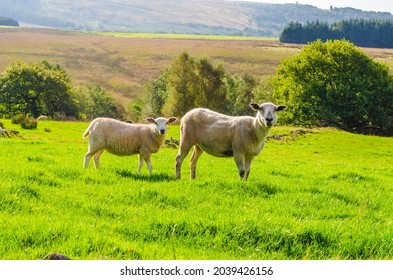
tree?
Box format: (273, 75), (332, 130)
(194, 57), (228, 112)
(226, 73), (257, 115)
(272, 40), (393, 135)
(0, 61), (78, 118)
(167, 52), (198, 117)
(147, 69), (170, 117)
(167, 52), (229, 117)
(84, 85), (123, 119)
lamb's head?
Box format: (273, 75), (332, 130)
(250, 102), (287, 128)
(147, 117), (177, 135)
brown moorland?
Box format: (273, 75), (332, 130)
(1, 28), (393, 106)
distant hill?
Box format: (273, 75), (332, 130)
(0, 16), (19, 27)
(1, 0), (393, 36)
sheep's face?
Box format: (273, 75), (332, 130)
(250, 102), (287, 128)
(147, 117), (177, 135)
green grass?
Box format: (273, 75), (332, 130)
(1, 119), (393, 260)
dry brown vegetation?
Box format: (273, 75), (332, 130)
(1, 28), (393, 105)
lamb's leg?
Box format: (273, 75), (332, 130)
(233, 153), (247, 180)
(93, 149), (104, 169)
(190, 144), (203, 179)
(138, 154), (144, 173)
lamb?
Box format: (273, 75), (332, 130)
(175, 102), (286, 181)
(83, 117), (177, 174)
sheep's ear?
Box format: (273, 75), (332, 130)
(249, 103), (260, 111)
(276, 105), (287, 112)
(168, 117), (177, 124)
(146, 118), (156, 124)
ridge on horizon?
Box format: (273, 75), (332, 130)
(0, 0), (392, 36)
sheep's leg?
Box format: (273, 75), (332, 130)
(84, 146), (101, 168)
(233, 153), (246, 180)
(175, 141), (193, 179)
(84, 153), (92, 168)
(93, 149), (104, 169)
(145, 154), (153, 175)
(139, 153), (153, 175)
(243, 157), (254, 181)
(190, 145), (203, 179)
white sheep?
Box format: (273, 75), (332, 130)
(37, 115), (48, 121)
(83, 117), (177, 174)
(175, 102), (287, 180)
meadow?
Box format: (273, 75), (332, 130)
(1, 28), (393, 260)
(1, 119), (392, 260)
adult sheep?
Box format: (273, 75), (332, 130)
(83, 117), (177, 174)
(175, 102), (286, 181)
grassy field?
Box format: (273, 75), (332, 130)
(1, 119), (392, 260)
(1, 28), (393, 260)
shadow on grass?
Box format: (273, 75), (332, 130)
(115, 169), (176, 182)
(210, 181), (281, 198)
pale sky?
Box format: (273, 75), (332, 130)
(231, 0), (393, 14)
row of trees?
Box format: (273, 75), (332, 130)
(0, 58), (264, 122)
(147, 42), (393, 135)
(1, 40), (392, 135)
(147, 52), (265, 118)
(280, 19), (393, 48)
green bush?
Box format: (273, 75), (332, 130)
(11, 114), (38, 130)
(0, 61), (78, 119)
(272, 40), (393, 135)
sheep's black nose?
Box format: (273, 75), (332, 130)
(266, 118), (273, 123)
(160, 129), (165, 134)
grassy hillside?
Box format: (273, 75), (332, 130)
(1, 119), (392, 259)
(1, 28), (393, 109)
(0, 28), (300, 104)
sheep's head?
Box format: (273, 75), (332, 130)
(250, 102), (287, 128)
(147, 117), (177, 135)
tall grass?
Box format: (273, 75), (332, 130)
(0, 119), (392, 259)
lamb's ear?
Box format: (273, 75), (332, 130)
(146, 117), (156, 124)
(249, 103), (260, 111)
(168, 117), (177, 124)
(276, 105), (287, 112)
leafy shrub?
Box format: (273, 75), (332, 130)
(11, 114), (27, 125)
(11, 114), (38, 130)
(73, 84), (124, 120)
(0, 60), (78, 119)
(272, 40), (393, 135)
